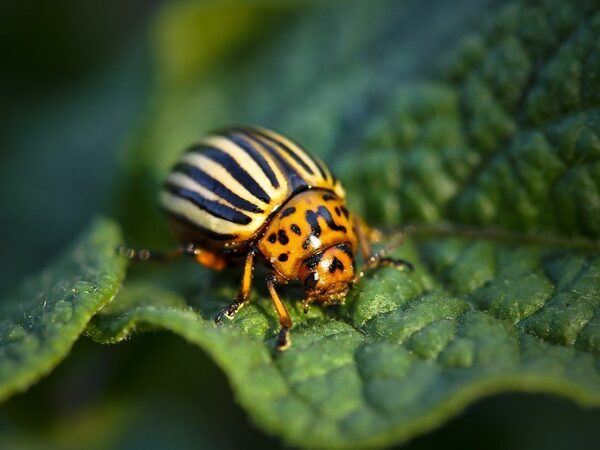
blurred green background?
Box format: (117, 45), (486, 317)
(0, 0), (155, 293)
(1, 1), (600, 449)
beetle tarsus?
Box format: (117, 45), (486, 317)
(213, 298), (244, 324)
(117, 244), (201, 263)
(378, 257), (414, 272)
(117, 246), (154, 261)
(276, 327), (291, 351)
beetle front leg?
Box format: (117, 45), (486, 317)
(214, 249), (256, 324)
(266, 273), (293, 351)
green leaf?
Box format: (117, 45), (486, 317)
(99, 0), (600, 448)
(347, 1), (600, 236)
(88, 241), (600, 448)
(0, 218), (126, 401)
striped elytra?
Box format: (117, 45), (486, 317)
(161, 126), (345, 245)
(119, 125), (414, 350)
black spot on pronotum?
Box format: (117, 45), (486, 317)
(305, 210), (322, 237)
(278, 253), (289, 262)
(306, 206), (347, 237)
(322, 193), (336, 201)
(278, 229), (289, 245)
(280, 206), (296, 218)
(290, 224), (301, 235)
(268, 233), (277, 244)
(328, 256), (345, 273)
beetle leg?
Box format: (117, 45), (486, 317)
(118, 243), (227, 270)
(266, 273), (292, 351)
(352, 216), (414, 273)
(353, 216), (375, 261)
(365, 254), (414, 272)
(214, 249), (256, 324)
(117, 244), (191, 262)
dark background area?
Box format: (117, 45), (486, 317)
(0, 0), (157, 293)
(1, 1), (599, 449)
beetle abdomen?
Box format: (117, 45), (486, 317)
(161, 126), (345, 243)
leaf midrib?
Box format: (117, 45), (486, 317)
(409, 223), (600, 251)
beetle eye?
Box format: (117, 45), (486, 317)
(304, 272), (319, 290)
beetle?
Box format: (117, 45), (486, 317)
(119, 126), (413, 350)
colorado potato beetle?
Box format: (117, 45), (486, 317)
(120, 126), (413, 350)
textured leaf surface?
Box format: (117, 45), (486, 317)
(0, 218), (126, 401)
(83, 0), (600, 448)
(89, 240), (600, 448)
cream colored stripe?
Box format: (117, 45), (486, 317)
(251, 132), (313, 183)
(312, 153), (333, 180)
(257, 127), (323, 178)
(180, 153), (267, 205)
(237, 132), (289, 200)
(160, 191), (256, 235)
(202, 135), (278, 199)
(166, 172), (234, 208)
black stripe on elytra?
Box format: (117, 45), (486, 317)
(291, 139), (329, 180)
(305, 206), (347, 238)
(314, 158), (330, 180)
(225, 132), (280, 189)
(280, 206), (296, 218)
(173, 163), (263, 214)
(248, 128), (315, 175)
(190, 145), (271, 203)
(163, 209), (237, 241)
(164, 183), (252, 225)
(236, 129), (307, 192)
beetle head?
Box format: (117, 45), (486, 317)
(299, 243), (355, 304)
